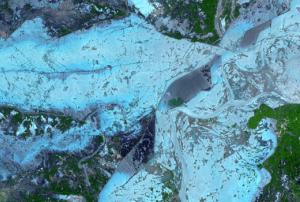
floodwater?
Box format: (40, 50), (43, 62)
(240, 20), (271, 47)
(160, 56), (220, 108)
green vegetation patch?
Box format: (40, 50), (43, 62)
(57, 2), (127, 37)
(83, 2), (126, 22)
(233, 4), (241, 19)
(57, 27), (72, 37)
(0, 106), (86, 138)
(56, 116), (73, 132)
(161, 169), (179, 202)
(220, 0), (241, 30)
(1, 135), (108, 202)
(25, 194), (62, 202)
(0, 1), (12, 13)
(159, 0), (241, 44)
(160, 0), (219, 44)
(248, 104), (300, 201)
(35, 145), (107, 201)
(168, 97), (184, 107)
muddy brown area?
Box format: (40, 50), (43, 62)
(161, 56), (219, 107)
(240, 20), (271, 47)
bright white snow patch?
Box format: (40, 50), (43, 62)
(0, 13), (220, 181)
(0, 14), (219, 135)
(129, 0), (155, 16)
(102, 2), (300, 201)
(99, 172), (130, 202)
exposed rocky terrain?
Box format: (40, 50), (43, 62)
(0, 0), (129, 38)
